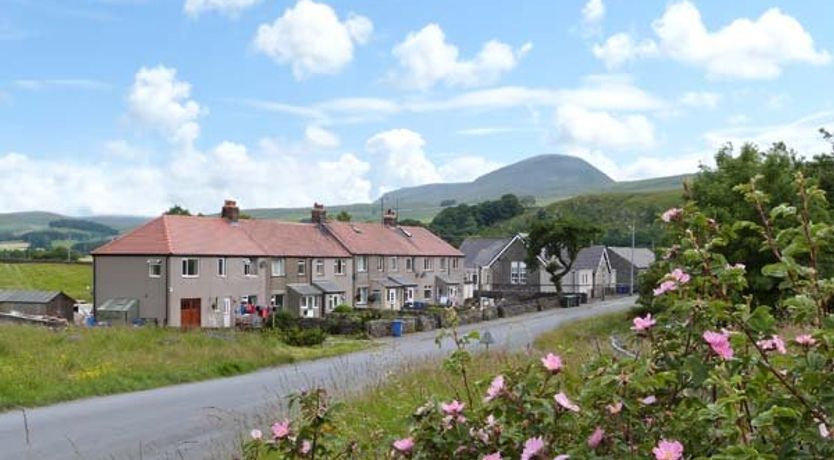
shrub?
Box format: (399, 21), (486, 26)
(244, 172), (834, 458)
(282, 327), (327, 347)
(263, 311), (297, 331)
(332, 304), (353, 314)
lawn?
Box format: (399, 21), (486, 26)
(0, 262), (92, 302)
(0, 325), (371, 410)
(331, 311), (631, 448)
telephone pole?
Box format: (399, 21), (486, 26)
(629, 221), (636, 296)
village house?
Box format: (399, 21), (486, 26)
(606, 246), (656, 293)
(561, 245), (616, 299)
(92, 201), (463, 327)
(460, 234), (556, 297)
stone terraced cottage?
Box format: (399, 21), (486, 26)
(92, 201), (464, 328)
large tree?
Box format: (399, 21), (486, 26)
(165, 205), (191, 216)
(524, 218), (601, 297)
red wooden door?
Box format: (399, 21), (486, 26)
(180, 298), (201, 328)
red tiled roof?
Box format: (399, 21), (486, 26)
(240, 220), (349, 257)
(324, 222), (463, 257)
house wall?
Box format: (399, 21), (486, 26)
(94, 255), (168, 324)
(167, 256), (265, 327)
(311, 257), (352, 314)
(489, 239), (551, 293)
(353, 255), (464, 309)
(265, 257), (312, 311)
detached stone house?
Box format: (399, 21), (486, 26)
(607, 247), (656, 293)
(460, 234), (555, 297)
(92, 201), (463, 327)
(561, 245), (616, 299)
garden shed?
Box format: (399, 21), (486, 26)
(0, 290), (76, 321)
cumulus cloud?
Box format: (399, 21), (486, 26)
(592, 33), (658, 68)
(127, 65), (204, 149)
(595, 1), (830, 79)
(304, 125), (340, 148)
(553, 104), (656, 149)
(392, 23), (531, 90)
(679, 91), (720, 109)
(704, 109), (834, 156)
(581, 0), (605, 35)
(253, 0), (372, 79)
(183, 0), (261, 17)
(437, 156), (503, 183)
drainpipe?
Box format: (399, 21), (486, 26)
(164, 255), (170, 327)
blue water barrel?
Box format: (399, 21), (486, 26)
(391, 319), (404, 337)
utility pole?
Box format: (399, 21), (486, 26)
(629, 221), (636, 296)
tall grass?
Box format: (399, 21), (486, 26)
(331, 311), (631, 447)
(0, 262), (92, 301)
(0, 325), (369, 410)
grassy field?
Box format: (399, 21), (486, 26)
(0, 262), (93, 302)
(331, 311), (631, 446)
(0, 325), (370, 410)
(0, 241), (29, 250)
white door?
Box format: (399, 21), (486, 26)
(327, 294), (339, 313)
(222, 298), (231, 328)
(387, 288), (397, 309)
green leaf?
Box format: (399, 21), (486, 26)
(762, 262), (788, 278)
(747, 306), (776, 334)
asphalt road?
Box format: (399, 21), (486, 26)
(0, 296), (634, 460)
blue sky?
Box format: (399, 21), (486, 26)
(2, 0), (833, 215)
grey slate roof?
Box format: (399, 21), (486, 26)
(608, 247), (655, 269)
(435, 274), (460, 285)
(288, 284), (323, 296)
(312, 281), (345, 293)
(388, 275), (417, 287)
(459, 237), (514, 268)
(566, 245), (607, 270)
(0, 290), (67, 304)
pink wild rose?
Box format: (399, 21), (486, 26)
(661, 207), (683, 223)
(641, 395), (657, 405)
(652, 439), (684, 460)
(521, 436), (545, 460)
(482, 453), (502, 460)
(441, 400), (465, 416)
(670, 268), (690, 284)
(393, 437), (414, 453)
(757, 335), (787, 354)
(300, 440), (312, 455)
(271, 419), (291, 440)
(703, 330), (734, 360)
(553, 456), (570, 460)
(587, 426), (604, 448)
(631, 313), (657, 332)
(541, 353), (563, 373)
(795, 334), (817, 346)
(484, 375), (505, 402)
(554, 392), (580, 412)
(250, 429), (263, 441)
(653, 280), (678, 296)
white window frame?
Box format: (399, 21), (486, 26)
(334, 259), (346, 275)
(181, 258), (199, 278)
(300, 295), (319, 318)
(452, 258), (459, 270)
(243, 258), (256, 277)
(315, 259), (325, 276)
(356, 256), (367, 273)
(424, 285), (433, 299)
(511, 261), (527, 284)
(389, 256), (398, 272)
(326, 294), (340, 312)
(377, 256), (384, 272)
(271, 258), (285, 277)
(386, 288), (397, 307)
(297, 260), (306, 276)
(406, 287), (415, 302)
(148, 259), (162, 278)
(357, 287), (369, 305)
(405, 257), (414, 272)
(271, 293), (284, 309)
(217, 257), (226, 277)
(423, 257), (433, 271)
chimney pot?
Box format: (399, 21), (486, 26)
(221, 199), (240, 223)
(311, 202), (327, 224)
(383, 208), (398, 227)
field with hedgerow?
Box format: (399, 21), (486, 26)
(241, 141), (834, 459)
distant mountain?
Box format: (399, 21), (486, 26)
(0, 212), (147, 237)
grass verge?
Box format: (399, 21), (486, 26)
(0, 262), (93, 302)
(331, 311), (630, 447)
(0, 325), (370, 410)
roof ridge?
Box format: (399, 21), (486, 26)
(160, 215), (174, 254)
(92, 214), (164, 255)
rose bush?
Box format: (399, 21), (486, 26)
(244, 172), (834, 459)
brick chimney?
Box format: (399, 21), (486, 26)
(221, 199), (239, 223)
(383, 208), (397, 227)
(311, 202), (326, 224)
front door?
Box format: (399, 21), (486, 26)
(180, 298), (201, 328)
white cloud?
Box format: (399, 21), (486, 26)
(596, 1), (831, 78)
(127, 65), (204, 150)
(704, 109), (834, 156)
(553, 104), (656, 149)
(564, 145), (709, 181)
(14, 79), (110, 91)
(184, 0), (261, 17)
(103, 139), (151, 161)
(304, 125), (340, 148)
(392, 23), (531, 90)
(592, 33), (658, 68)
(438, 156), (503, 183)
(679, 91), (720, 109)
(581, 0), (605, 35)
(253, 0), (372, 79)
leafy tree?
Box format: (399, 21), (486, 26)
(165, 205), (191, 216)
(440, 199), (457, 207)
(48, 219), (118, 236)
(335, 211), (352, 222)
(430, 194), (526, 246)
(524, 218), (601, 297)
(398, 218), (424, 227)
(519, 195), (536, 207)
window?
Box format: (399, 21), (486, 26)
(243, 258), (256, 276)
(371, 289), (381, 303)
(326, 294), (341, 312)
(148, 259), (162, 278)
(181, 258), (199, 277)
(271, 259), (285, 277)
(300, 295), (319, 318)
(217, 258), (226, 277)
(389, 257), (398, 272)
(377, 256), (384, 271)
(452, 258), (459, 270)
(423, 285), (433, 299)
(511, 261), (527, 284)
(440, 257), (447, 270)
(315, 259), (325, 276)
(449, 286), (458, 299)
(356, 256), (367, 272)
(423, 257), (433, 271)
(334, 259), (346, 275)
(405, 257), (414, 272)
(357, 287), (369, 305)
(297, 260), (306, 276)
(386, 288), (397, 307)
(271, 294), (284, 309)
